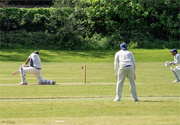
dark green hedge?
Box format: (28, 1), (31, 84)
(0, 0), (179, 50)
(0, 30), (85, 50)
(5, 0), (52, 5)
(0, 8), (51, 31)
(86, 0), (179, 40)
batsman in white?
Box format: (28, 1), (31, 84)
(19, 51), (56, 85)
(114, 43), (138, 102)
(169, 49), (180, 83)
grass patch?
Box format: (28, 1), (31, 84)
(0, 61), (179, 98)
(1, 98), (179, 118)
(0, 49), (178, 62)
(0, 83), (179, 99)
(0, 98), (179, 124)
(0, 62), (178, 84)
(0, 49), (180, 125)
(1, 116), (179, 125)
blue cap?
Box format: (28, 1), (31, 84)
(170, 49), (177, 53)
(34, 51), (39, 55)
(120, 43), (127, 50)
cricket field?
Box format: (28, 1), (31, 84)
(0, 49), (179, 125)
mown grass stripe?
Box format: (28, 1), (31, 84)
(0, 96), (179, 102)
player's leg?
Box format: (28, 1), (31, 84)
(174, 66), (180, 83)
(32, 70), (47, 85)
(114, 67), (127, 101)
(41, 79), (56, 85)
(33, 70), (44, 84)
(20, 67), (40, 85)
(19, 66), (27, 85)
(34, 70), (55, 85)
(19, 66), (39, 85)
(127, 66), (138, 101)
(171, 68), (179, 82)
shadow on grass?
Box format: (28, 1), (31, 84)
(0, 49), (116, 62)
(0, 49), (31, 62)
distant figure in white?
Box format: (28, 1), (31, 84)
(170, 49), (180, 83)
(19, 51), (56, 85)
(114, 43), (138, 102)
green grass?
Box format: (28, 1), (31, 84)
(0, 83), (179, 98)
(0, 61), (178, 84)
(0, 98), (180, 124)
(0, 49), (178, 62)
(0, 98), (179, 118)
(0, 49), (180, 125)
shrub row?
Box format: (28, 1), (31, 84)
(86, 0), (179, 40)
(1, 30), (178, 50)
(5, 0), (52, 5)
(0, 0), (179, 49)
(1, 7), (51, 31)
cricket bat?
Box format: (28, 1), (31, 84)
(12, 70), (19, 76)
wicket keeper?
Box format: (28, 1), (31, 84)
(114, 43), (138, 101)
(170, 49), (180, 83)
(18, 51), (56, 85)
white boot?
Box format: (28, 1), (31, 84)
(173, 80), (178, 83)
(50, 80), (56, 85)
(114, 95), (120, 101)
(19, 82), (27, 85)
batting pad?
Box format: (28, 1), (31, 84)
(19, 66), (26, 83)
(39, 79), (54, 85)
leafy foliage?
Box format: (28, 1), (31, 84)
(0, 0), (179, 50)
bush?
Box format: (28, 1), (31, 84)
(0, 0), (179, 50)
(5, 0), (52, 5)
(0, 30), (87, 50)
(0, 30), (178, 50)
(0, 8), (51, 31)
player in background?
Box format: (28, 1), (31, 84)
(114, 43), (138, 102)
(170, 49), (180, 83)
(19, 51), (56, 85)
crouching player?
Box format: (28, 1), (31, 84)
(19, 51), (56, 85)
(170, 49), (180, 83)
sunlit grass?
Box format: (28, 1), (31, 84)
(0, 49), (177, 62)
(0, 49), (180, 125)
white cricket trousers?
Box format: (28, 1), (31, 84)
(171, 66), (180, 81)
(115, 66), (138, 101)
(20, 67), (43, 83)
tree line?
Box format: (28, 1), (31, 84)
(0, 0), (179, 50)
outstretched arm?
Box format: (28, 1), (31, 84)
(25, 58), (30, 65)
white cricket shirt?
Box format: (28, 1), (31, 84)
(114, 50), (136, 75)
(29, 53), (41, 69)
(174, 53), (180, 65)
